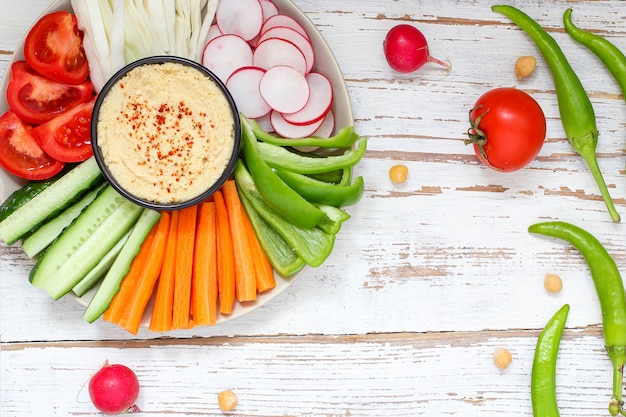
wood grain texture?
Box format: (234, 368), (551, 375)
(1, 0), (625, 416)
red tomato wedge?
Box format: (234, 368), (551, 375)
(24, 11), (89, 84)
(0, 110), (65, 180)
(31, 96), (96, 163)
(6, 61), (93, 125)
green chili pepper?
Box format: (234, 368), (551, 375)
(529, 221), (626, 416)
(532, 304), (570, 417)
(255, 137), (368, 175)
(493, 5), (620, 223)
(563, 8), (626, 100)
(241, 116), (327, 229)
(245, 116), (359, 148)
(274, 169), (365, 207)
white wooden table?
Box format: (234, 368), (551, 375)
(1, 0), (625, 416)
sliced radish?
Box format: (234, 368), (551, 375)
(226, 66), (271, 119)
(216, 0), (264, 41)
(202, 34), (253, 83)
(270, 111), (324, 139)
(206, 24), (223, 44)
(312, 110), (335, 138)
(253, 37), (307, 75)
(282, 72), (333, 125)
(260, 14), (310, 41)
(258, 26), (315, 74)
(255, 112), (274, 133)
(259, 0), (279, 20)
(259, 66), (309, 114)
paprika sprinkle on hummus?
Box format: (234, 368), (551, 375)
(95, 59), (237, 206)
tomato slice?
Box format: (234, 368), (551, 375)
(0, 110), (65, 180)
(6, 61), (93, 125)
(24, 11), (89, 84)
(32, 96), (96, 163)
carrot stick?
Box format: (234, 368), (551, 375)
(117, 212), (171, 335)
(214, 190), (236, 314)
(241, 200), (276, 293)
(149, 210), (179, 332)
(103, 226), (156, 324)
(222, 180), (257, 302)
(172, 205), (198, 329)
(191, 202), (218, 326)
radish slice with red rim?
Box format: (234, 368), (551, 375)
(202, 34), (253, 83)
(253, 37), (307, 75)
(216, 0), (264, 42)
(282, 72), (332, 126)
(206, 24), (223, 44)
(259, 65), (310, 113)
(226, 66), (272, 119)
(255, 112), (274, 133)
(259, 0), (279, 20)
(312, 110), (335, 138)
(270, 111), (325, 139)
(258, 26), (315, 74)
(261, 14), (310, 41)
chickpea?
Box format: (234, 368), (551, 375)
(515, 55), (537, 79)
(544, 273), (563, 293)
(217, 389), (238, 411)
(389, 164), (409, 183)
(494, 347), (513, 370)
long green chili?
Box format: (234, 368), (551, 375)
(563, 8), (626, 100)
(493, 5), (620, 223)
(529, 221), (626, 416)
(532, 304), (570, 417)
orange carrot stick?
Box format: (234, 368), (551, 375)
(103, 226), (156, 324)
(172, 204), (198, 329)
(149, 210), (179, 332)
(214, 190), (235, 314)
(191, 202), (218, 326)
(117, 212), (171, 335)
(241, 200), (276, 293)
(222, 180), (257, 302)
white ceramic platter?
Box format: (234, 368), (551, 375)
(0, 0), (353, 327)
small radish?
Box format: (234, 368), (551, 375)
(88, 361), (140, 415)
(258, 26), (315, 74)
(202, 34), (253, 83)
(253, 37), (307, 75)
(383, 24), (449, 73)
(226, 66), (271, 119)
(216, 0), (264, 42)
(259, 65), (310, 113)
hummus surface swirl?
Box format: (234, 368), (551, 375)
(97, 61), (235, 204)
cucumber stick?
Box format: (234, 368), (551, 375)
(30, 185), (143, 299)
(0, 157), (103, 245)
(21, 183), (106, 258)
(83, 208), (161, 323)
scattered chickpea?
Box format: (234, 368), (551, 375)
(544, 273), (563, 293)
(389, 164), (409, 183)
(494, 347), (513, 370)
(515, 55), (537, 79)
(217, 389), (238, 411)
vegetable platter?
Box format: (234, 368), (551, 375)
(0, 0), (361, 330)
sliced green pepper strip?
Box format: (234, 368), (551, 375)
(241, 117), (326, 229)
(493, 5), (620, 223)
(563, 8), (626, 100)
(315, 204), (351, 235)
(529, 221), (626, 416)
(256, 137), (368, 175)
(275, 169), (364, 207)
(245, 116), (359, 148)
(531, 304), (570, 417)
(234, 160), (335, 268)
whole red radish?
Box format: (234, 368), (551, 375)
(383, 24), (449, 73)
(88, 361), (140, 414)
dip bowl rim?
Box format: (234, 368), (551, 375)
(91, 55), (242, 211)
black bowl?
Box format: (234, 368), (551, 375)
(91, 56), (241, 211)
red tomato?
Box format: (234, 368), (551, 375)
(24, 11), (89, 84)
(466, 88), (546, 172)
(0, 110), (65, 180)
(6, 61), (93, 125)
(32, 96), (96, 163)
